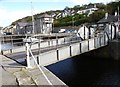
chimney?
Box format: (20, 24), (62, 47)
(115, 11), (117, 16)
(105, 13), (108, 19)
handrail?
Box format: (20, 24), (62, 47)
(27, 43), (53, 85)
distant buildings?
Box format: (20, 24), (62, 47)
(77, 5), (98, 16)
(55, 4), (98, 19)
(15, 22), (32, 34)
(0, 26), (3, 35)
(5, 14), (54, 35)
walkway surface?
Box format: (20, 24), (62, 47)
(0, 55), (67, 86)
(0, 55), (25, 86)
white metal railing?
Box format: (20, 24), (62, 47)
(26, 43), (53, 85)
(0, 30), (113, 55)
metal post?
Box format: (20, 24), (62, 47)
(26, 43), (32, 68)
(38, 37), (41, 64)
(100, 36), (101, 47)
(64, 37), (65, 44)
(104, 33), (106, 45)
(114, 25), (117, 39)
(11, 35), (13, 53)
(94, 37), (96, 48)
(57, 50), (59, 61)
(56, 33), (58, 49)
(70, 45), (72, 56)
(88, 27), (91, 39)
(88, 39), (89, 51)
(80, 42), (82, 53)
(84, 25), (85, 40)
(111, 24), (112, 40)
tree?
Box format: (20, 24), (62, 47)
(88, 10), (106, 23)
(107, 1), (120, 15)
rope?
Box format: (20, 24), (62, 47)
(29, 48), (53, 85)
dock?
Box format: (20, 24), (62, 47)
(0, 55), (68, 86)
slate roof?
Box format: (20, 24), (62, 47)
(17, 22), (28, 27)
(16, 22), (33, 27)
(97, 15), (120, 24)
(37, 14), (52, 18)
(86, 5), (95, 9)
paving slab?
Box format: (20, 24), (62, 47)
(23, 66), (68, 86)
(0, 55), (25, 86)
(0, 55), (67, 86)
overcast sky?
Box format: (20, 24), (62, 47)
(0, 0), (115, 27)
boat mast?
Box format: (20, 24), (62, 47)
(31, 2), (35, 34)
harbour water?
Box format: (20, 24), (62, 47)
(46, 47), (120, 87)
(1, 43), (13, 51)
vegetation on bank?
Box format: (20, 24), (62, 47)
(12, 1), (120, 27)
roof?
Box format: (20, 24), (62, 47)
(16, 22), (33, 27)
(86, 5), (96, 9)
(37, 14), (52, 18)
(97, 15), (120, 24)
(17, 22), (28, 27)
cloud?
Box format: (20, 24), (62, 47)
(0, 7), (43, 27)
(0, 8), (32, 27)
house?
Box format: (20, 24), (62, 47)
(0, 26), (3, 35)
(15, 22), (32, 34)
(77, 5), (98, 16)
(35, 14), (53, 34)
(14, 14), (53, 35)
(2, 25), (15, 35)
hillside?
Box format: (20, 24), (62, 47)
(11, 2), (120, 27)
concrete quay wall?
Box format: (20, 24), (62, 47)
(28, 36), (108, 67)
(1, 37), (69, 55)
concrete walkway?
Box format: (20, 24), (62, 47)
(0, 55), (67, 86)
(0, 55), (25, 86)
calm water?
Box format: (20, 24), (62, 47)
(46, 50), (120, 87)
(1, 43), (13, 50)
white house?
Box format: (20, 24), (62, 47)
(77, 5), (98, 16)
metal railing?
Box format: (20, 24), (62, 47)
(26, 43), (53, 85)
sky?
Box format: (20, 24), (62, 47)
(0, 0), (116, 27)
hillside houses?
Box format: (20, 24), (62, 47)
(77, 5), (98, 16)
(2, 4), (100, 35)
(54, 4), (98, 19)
